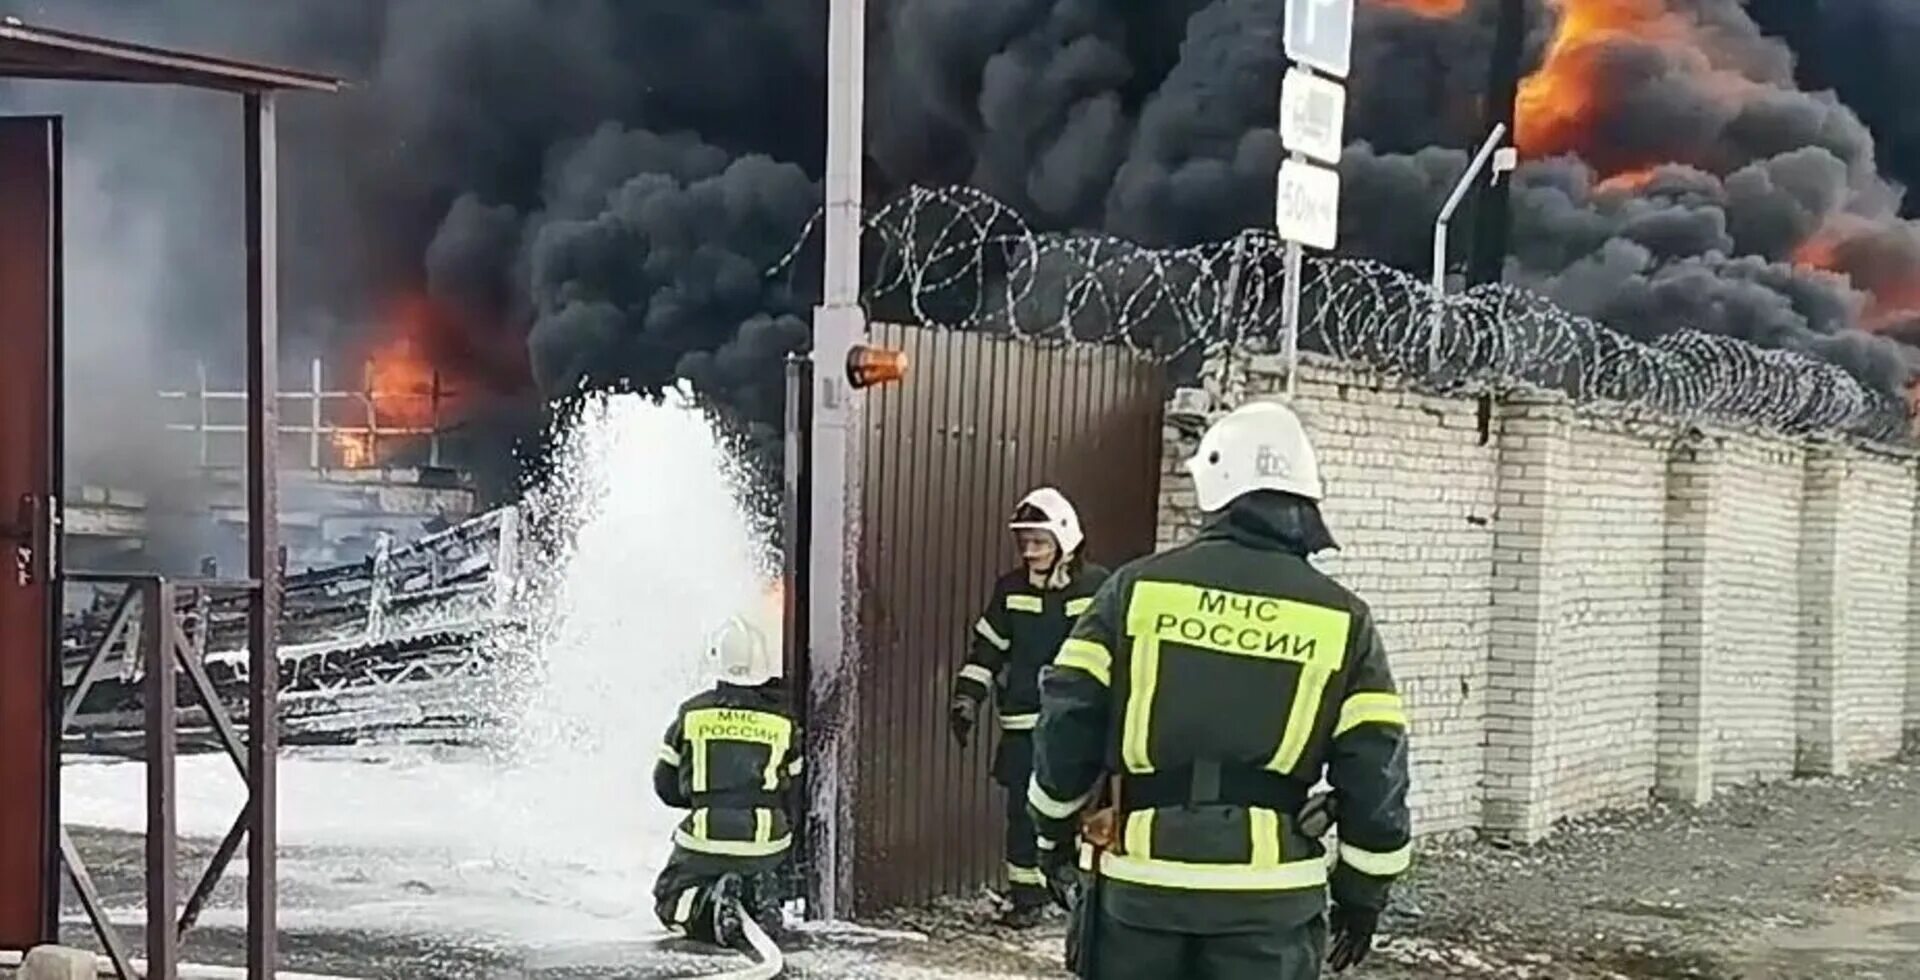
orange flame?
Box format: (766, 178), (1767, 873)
(1516, 0), (1689, 164)
(332, 431), (374, 468)
(1793, 222), (1920, 330)
(327, 294), (458, 469)
(1594, 166), (1660, 195)
(1370, 0), (1467, 16)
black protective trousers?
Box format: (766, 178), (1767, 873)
(1079, 912), (1328, 980)
(994, 731), (1047, 909)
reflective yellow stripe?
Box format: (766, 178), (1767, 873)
(1270, 663), (1334, 773)
(762, 720), (793, 791)
(754, 808), (773, 843)
(1123, 809), (1155, 858)
(1065, 597), (1093, 617)
(1121, 636), (1160, 773)
(958, 663), (995, 687)
(975, 618), (1011, 651)
(658, 744), (682, 767)
(692, 740), (709, 792)
(1126, 581), (1351, 668)
(1249, 807), (1281, 867)
(1341, 841), (1412, 877)
(672, 888), (698, 925)
(674, 828), (792, 857)
(1099, 852), (1327, 892)
(1055, 638), (1112, 686)
(786, 755), (803, 777)
(1007, 863), (1045, 886)
(1037, 836), (1059, 852)
(693, 808), (710, 839)
(1335, 691), (1408, 736)
(1006, 594), (1045, 613)
(1001, 712), (1039, 731)
(1028, 776), (1094, 820)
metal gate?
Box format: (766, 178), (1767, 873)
(852, 324), (1164, 909)
(0, 115), (62, 949)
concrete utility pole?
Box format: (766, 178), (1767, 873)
(1467, 0), (1525, 286)
(807, 0), (867, 922)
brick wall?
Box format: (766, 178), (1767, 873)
(1159, 356), (1920, 841)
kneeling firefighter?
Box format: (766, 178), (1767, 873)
(652, 615), (801, 952)
(1029, 400), (1412, 978)
(950, 487), (1111, 927)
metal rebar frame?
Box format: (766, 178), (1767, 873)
(59, 574), (265, 980)
(157, 357), (450, 470)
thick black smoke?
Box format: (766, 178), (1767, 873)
(14, 0), (1920, 484)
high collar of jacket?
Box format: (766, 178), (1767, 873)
(1198, 492), (1338, 557)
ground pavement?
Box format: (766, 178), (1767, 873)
(49, 753), (1920, 978)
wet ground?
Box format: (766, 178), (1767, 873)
(49, 753), (1920, 978)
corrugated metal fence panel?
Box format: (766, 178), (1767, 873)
(854, 323), (1164, 910)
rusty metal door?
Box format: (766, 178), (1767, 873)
(853, 324), (1163, 910)
(0, 116), (62, 948)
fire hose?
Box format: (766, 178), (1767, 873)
(695, 897), (786, 980)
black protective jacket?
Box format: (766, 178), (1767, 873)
(953, 561), (1112, 737)
(1028, 495), (1412, 934)
(653, 680), (802, 874)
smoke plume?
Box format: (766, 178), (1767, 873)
(12, 0), (1920, 493)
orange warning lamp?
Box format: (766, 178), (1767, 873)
(847, 344), (910, 389)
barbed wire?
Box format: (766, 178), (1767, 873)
(775, 185), (1910, 442)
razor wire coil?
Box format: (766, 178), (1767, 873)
(775, 185), (1910, 442)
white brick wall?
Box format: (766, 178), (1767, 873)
(1158, 355), (1920, 842)
(1703, 433), (1803, 785)
(1837, 452), (1915, 763)
(1279, 362), (1496, 837)
(1539, 424), (1668, 822)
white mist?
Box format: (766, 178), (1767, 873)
(61, 387), (780, 945)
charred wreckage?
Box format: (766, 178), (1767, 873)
(59, 507), (522, 753)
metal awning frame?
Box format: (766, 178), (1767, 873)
(1, 17), (342, 980)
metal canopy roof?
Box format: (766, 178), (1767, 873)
(0, 17), (342, 92)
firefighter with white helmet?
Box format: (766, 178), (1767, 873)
(1030, 400), (1412, 977)
(951, 486), (1111, 927)
(651, 614), (800, 950)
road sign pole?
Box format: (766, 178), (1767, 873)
(1277, 0), (1354, 399)
(1283, 238), (1303, 400)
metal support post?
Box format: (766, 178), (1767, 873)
(1281, 241), (1303, 400)
(196, 362), (211, 468)
(308, 359), (322, 470)
(242, 91), (281, 980)
(1429, 123), (1508, 372)
(143, 580), (177, 980)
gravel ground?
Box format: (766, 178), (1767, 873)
(51, 755), (1920, 978)
(1363, 754), (1920, 979)
(864, 754), (1920, 980)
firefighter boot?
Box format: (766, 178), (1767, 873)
(999, 889), (1053, 929)
(708, 873), (747, 950)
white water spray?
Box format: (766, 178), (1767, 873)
(63, 387), (781, 947)
(479, 386), (780, 915)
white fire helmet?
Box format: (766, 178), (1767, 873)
(1184, 399), (1324, 512)
(710, 615), (781, 687)
(1007, 487), (1085, 555)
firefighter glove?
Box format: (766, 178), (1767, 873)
(949, 696), (977, 748)
(1327, 903), (1379, 972)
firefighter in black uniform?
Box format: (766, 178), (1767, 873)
(1028, 400), (1412, 978)
(652, 615), (801, 949)
(951, 487), (1111, 927)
